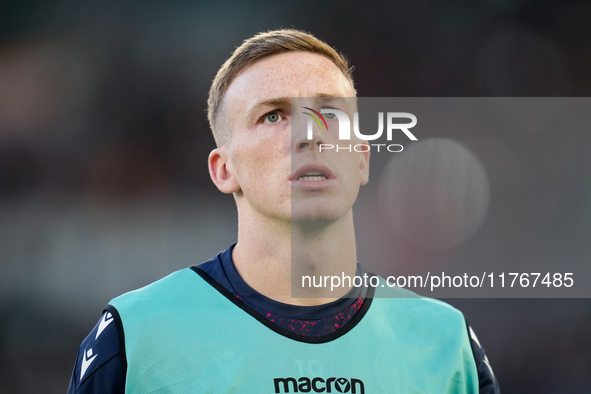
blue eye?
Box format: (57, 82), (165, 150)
(263, 112), (283, 124)
(322, 107), (337, 119)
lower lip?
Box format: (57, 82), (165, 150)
(290, 178), (337, 189)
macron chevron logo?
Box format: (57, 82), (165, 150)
(80, 348), (98, 381)
(79, 312), (113, 381)
(469, 326), (495, 379)
(95, 312), (113, 340)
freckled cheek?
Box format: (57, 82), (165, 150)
(234, 151), (263, 180)
(234, 148), (286, 187)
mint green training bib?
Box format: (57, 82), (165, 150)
(109, 268), (478, 393)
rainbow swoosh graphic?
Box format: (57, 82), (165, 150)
(302, 107), (328, 131)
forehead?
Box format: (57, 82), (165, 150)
(222, 51), (355, 125)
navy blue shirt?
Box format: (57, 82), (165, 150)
(68, 245), (500, 393)
(198, 245), (369, 336)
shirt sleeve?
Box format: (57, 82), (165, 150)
(67, 308), (126, 394)
(467, 324), (500, 394)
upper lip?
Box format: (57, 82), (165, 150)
(291, 164), (335, 181)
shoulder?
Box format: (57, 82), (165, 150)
(109, 268), (206, 312)
(112, 268), (198, 300)
(67, 311), (125, 393)
(372, 278), (465, 318)
(107, 267), (234, 330)
(370, 280), (468, 337)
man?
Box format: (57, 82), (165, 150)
(68, 29), (499, 393)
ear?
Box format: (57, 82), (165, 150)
(208, 147), (240, 194)
(359, 144), (370, 185)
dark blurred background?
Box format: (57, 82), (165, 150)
(1, 1), (590, 393)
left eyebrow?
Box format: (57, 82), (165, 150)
(315, 92), (347, 99)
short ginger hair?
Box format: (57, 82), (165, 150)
(207, 29), (355, 145)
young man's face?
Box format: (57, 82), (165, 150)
(214, 51), (369, 225)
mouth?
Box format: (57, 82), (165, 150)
(297, 173), (329, 181)
(291, 165), (335, 183)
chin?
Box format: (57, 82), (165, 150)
(290, 205), (348, 227)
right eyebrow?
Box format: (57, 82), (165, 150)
(247, 97), (292, 117)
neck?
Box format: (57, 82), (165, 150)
(232, 207), (358, 306)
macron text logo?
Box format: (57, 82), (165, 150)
(274, 376), (365, 393)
